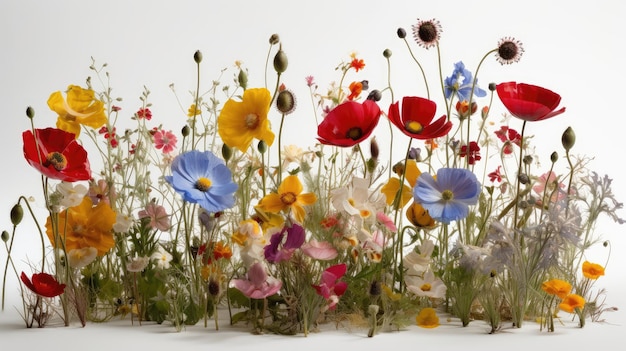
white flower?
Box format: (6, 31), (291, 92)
(281, 144), (304, 169)
(405, 270), (447, 299)
(403, 239), (435, 274)
(331, 177), (385, 227)
(68, 247), (98, 269)
(126, 255), (149, 272)
(151, 246), (173, 270)
(113, 212), (134, 233)
(56, 181), (88, 208)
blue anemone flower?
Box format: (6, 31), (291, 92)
(165, 150), (238, 213)
(413, 168), (480, 224)
(444, 61), (487, 101)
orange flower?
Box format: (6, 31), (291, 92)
(541, 279), (572, 299)
(350, 57), (365, 72)
(582, 261), (605, 280)
(381, 159), (421, 208)
(416, 307), (440, 328)
(211, 241), (232, 261)
(347, 81), (363, 100)
(406, 202), (436, 228)
(559, 294), (585, 313)
(424, 138), (438, 150)
(256, 175), (317, 223)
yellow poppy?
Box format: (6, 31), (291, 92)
(217, 88), (275, 152)
(47, 85), (108, 137)
(582, 261), (605, 280)
(46, 197), (116, 256)
(257, 175), (317, 223)
(541, 279), (572, 299)
(416, 307), (440, 328)
(559, 294), (585, 313)
(381, 159), (421, 208)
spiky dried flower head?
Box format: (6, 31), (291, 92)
(411, 18), (442, 49)
(496, 37), (524, 64)
(276, 88), (297, 115)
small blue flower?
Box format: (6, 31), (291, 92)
(165, 150), (238, 212)
(444, 61), (487, 101)
(413, 168), (480, 224)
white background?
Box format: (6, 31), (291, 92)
(1, 0), (625, 348)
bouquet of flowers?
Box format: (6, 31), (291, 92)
(2, 17), (623, 336)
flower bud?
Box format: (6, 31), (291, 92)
(221, 143), (232, 161)
(10, 203), (23, 226)
(26, 106), (35, 119)
(603, 241), (609, 247)
(397, 28), (406, 39)
(369, 280), (382, 296)
(370, 137), (379, 159)
(1, 231), (9, 242)
(276, 89), (296, 114)
(366, 90), (382, 102)
(257, 140), (267, 154)
(193, 50), (203, 64)
(383, 49), (392, 58)
(488, 82), (497, 91)
(269, 34), (280, 45)
(550, 151), (558, 163)
(360, 80), (369, 91)
(273, 46), (288, 73)
(523, 155), (533, 165)
(561, 126), (575, 151)
(238, 69), (248, 90)
(518, 173), (530, 185)
(181, 125), (190, 137)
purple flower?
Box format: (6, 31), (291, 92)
(264, 224), (306, 263)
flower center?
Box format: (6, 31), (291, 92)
(405, 121), (423, 134)
(195, 177), (212, 192)
(418, 22), (438, 43)
(346, 127), (363, 141)
(420, 283), (432, 291)
(64, 113), (77, 122)
(245, 113), (260, 129)
(498, 41), (518, 61)
(45, 152), (68, 171)
(281, 192), (297, 205)
(441, 189), (454, 201)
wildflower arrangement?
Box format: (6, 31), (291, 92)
(3, 17), (623, 336)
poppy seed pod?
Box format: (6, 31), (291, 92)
(193, 50), (203, 64)
(26, 106), (35, 119)
(257, 140), (267, 154)
(562, 126), (575, 151)
(1, 230), (8, 242)
(367, 90), (382, 102)
(269, 33), (280, 45)
(273, 46), (288, 73)
(383, 49), (392, 58)
(10, 203), (23, 226)
(488, 82), (497, 91)
(181, 125), (190, 137)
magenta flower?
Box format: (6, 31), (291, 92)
(312, 263), (348, 311)
(153, 129), (178, 154)
(231, 262), (282, 299)
(138, 202), (170, 231)
(264, 224), (306, 263)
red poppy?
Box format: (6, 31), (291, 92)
(317, 100), (381, 147)
(387, 96), (452, 140)
(496, 82), (566, 121)
(23, 128), (91, 182)
(20, 272), (66, 298)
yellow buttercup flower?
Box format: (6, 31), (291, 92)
(559, 294), (585, 313)
(582, 261), (605, 280)
(47, 85), (108, 137)
(217, 87), (275, 152)
(257, 175), (317, 223)
(416, 307), (440, 328)
(541, 279), (572, 299)
(187, 103), (201, 117)
(381, 159), (421, 207)
(46, 196), (116, 256)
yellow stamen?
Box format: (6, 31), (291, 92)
(196, 177), (212, 192)
(405, 121), (423, 134)
(46, 152), (67, 171)
(245, 113), (259, 129)
(281, 192), (297, 205)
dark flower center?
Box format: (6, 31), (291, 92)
(498, 41), (518, 61)
(281, 192), (297, 205)
(195, 177), (212, 192)
(418, 22), (438, 43)
(245, 113), (260, 129)
(346, 127), (363, 140)
(208, 279), (220, 297)
(45, 152), (68, 171)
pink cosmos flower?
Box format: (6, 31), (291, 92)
(153, 129), (178, 154)
(231, 262), (282, 299)
(533, 171), (567, 203)
(138, 202), (170, 231)
(312, 263), (348, 311)
(301, 239), (338, 260)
